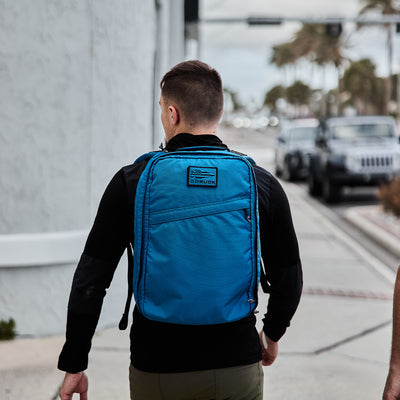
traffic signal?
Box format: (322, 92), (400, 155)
(247, 16), (283, 26)
(325, 23), (342, 37)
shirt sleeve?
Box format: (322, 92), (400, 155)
(58, 168), (131, 373)
(254, 166), (303, 342)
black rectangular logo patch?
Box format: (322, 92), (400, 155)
(187, 166), (218, 187)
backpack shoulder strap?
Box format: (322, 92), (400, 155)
(229, 149), (256, 166)
(134, 150), (162, 164)
(119, 150), (162, 330)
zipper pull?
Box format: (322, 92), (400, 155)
(245, 209), (251, 223)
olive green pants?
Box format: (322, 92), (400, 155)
(129, 362), (264, 400)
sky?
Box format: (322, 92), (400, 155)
(196, 0), (400, 108)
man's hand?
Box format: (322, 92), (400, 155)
(383, 368), (400, 400)
(259, 330), (278, 366)
(59, 372), (88, 400)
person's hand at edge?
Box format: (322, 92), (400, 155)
(383, 367), (400, 400)
(59, 371), (88, 400)
(259, 330), (278, 366)
(383, 266), (400, 400)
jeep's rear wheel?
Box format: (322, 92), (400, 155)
(308, 172), (322, 196)
(282, 159), (294, 181)
(322, 177), (341, 203)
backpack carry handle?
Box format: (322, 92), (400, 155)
(176, 146), (229, 152)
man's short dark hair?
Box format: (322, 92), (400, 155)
(160, 60), (224, 126)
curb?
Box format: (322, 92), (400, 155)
(344, 205), (400, 259)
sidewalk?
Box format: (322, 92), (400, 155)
(1, 183), (396, 400)
(261, 182), (395, 399)
(345, 204), (400, 259)
(1, 128), (399, 399)
(227, 128), (397, 399)
(0, 323), (132, 400)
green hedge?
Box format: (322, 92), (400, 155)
(0, 318), (16, 340)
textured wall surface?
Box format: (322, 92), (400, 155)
(0, 1), (93, 234)
(0, 0), (183, 336)
(0, 258), (127, 337)
(0, 1), (156, 234)
(89, 1), (156, 213)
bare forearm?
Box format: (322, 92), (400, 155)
(383, 266), (400, 400)
(59, 372), (88, 400)
(259, 330), (278, 366)
(390, 267), (400, 369)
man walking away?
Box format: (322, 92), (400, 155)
(58, 60), (303, 400)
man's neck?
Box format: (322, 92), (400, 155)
(177, 127), (218, 136)
(165, 132), (225, 152)
(166, 125), (218, 144)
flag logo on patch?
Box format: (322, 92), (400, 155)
(187, 166), (218, 187)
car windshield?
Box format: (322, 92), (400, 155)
(289, 127), (317, 142)
(331, 123), (393, 140)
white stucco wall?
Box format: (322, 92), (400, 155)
(0, 0), (185, 336)
(0, 1), (93, 234)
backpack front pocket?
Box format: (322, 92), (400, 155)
(139, 199), (257, 325)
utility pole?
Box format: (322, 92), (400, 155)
(184, 0), (200, 59)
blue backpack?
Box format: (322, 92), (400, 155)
(119, 147), (260, 328)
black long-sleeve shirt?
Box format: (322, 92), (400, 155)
(58, 133), (302, 373)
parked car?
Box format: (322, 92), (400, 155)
(275, 118), (319, 181)
(308, 115), (400, 203)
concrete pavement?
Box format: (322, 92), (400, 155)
(0, 126), (398, 399)
(259, 181), (394, 399)
(227, 126), (396, 399)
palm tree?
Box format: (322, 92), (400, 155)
(358, 0), (400, 114)
(289, 24), (320, 60)
(341, 58), (385, 114)
(287, 24), (346, 67)
(270, 43), (297, 66)
(223, 88), (243, 112)
(263, 85), (286, 113)
(359, 0), (398, 16)
(294, 24), (346, 116)
(270, 23), (346, 116)
(286, 80), (312, 116)
(270, 43), (298, 85)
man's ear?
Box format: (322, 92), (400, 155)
(168, 105), (180, 126)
